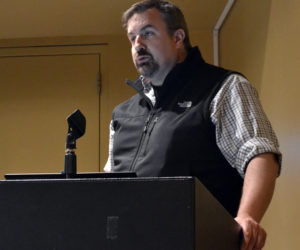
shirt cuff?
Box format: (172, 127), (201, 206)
(236, 137), (282, 177)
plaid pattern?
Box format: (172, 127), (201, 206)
(105, 74), (281, 176)
(210, 74), (281, 177)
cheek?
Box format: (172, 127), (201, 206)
(158, 48), (175, 64)
(131, 47), (137, 62)
(155, 40), (176, 61)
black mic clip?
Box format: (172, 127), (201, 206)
(63, 109), (86, 178)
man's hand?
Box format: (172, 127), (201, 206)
(235, 216), (266, 250)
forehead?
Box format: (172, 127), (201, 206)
(127, 8), (167, 34)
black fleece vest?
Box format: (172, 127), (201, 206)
(111, 47), (243, 216)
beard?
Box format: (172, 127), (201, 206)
(136, 60), (159, 77)
(135, 49), (159, 77)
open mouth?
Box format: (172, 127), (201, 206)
(137, 55), (151, 64)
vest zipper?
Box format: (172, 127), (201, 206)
(129, 112), (155, 172)
(142, 116), (158, 156)
(129, 76), (157, 172)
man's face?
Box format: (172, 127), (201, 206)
(127, 8), (179, 85)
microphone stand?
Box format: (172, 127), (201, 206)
(64, 130), (77, 178)
(63, 109), (86, 179)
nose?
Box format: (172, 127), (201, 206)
(134, 34), (146, 52)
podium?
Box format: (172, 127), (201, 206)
(0, 177), (241, 250)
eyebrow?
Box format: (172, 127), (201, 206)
(128, 24), (156, 36)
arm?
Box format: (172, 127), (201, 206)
(235, 153), (279, 250)
(210, 74), (281, 249)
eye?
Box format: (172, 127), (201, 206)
(129, 35), (136, 43)
(144, 31), (154, 38)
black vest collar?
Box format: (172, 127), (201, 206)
(126, 46), (205, 95)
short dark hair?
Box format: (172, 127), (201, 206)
(122, 0), (192, 50)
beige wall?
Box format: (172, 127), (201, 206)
(260, 1), (300, 249)
(220, 0), (272, 90)
(221, 0), (300, 249)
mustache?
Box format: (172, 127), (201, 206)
(137, 48), (152, 57)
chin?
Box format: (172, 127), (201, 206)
(137, 68), (153, 78)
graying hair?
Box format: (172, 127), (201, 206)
(122, 0), (191, 50)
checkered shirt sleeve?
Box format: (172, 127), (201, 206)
(210, 74), (281, 177)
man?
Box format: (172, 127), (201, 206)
(105, 0), (281, 249)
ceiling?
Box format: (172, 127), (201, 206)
(0, 0), (229, 39)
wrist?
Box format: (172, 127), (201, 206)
(237, 206), (262, 223)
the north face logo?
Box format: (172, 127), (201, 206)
(177, 101), (192, 108)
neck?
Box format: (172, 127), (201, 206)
(149, 71), (169, 86)
(177, 47), (188, 64)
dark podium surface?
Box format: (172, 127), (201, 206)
(0, 177), (241, 250)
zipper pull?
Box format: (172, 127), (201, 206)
(148, 117), (158, 136)
(143, 115), (151, 133)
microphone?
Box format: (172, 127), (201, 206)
(64, 109), (86, 178)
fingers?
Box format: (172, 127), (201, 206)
(254, 226), (266, 250)
(235, 216), (267, 250)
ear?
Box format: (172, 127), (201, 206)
(173, 29), (186, 48)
